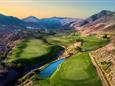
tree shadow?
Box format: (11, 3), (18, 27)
(14, 39), (29, 58)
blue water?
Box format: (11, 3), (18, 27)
(39, 59), (64, 78)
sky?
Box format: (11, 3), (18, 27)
(0, 0), (115, 19)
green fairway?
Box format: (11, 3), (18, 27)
(7, 38), (62, 65)
(46, 34), (109, 51)
(80, 36), (109, 51)
(39, 52), (102, 86)
(46, 33), (80, 46)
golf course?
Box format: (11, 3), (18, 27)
(39, 52), (102, 86)
(15, 32), (109, 86)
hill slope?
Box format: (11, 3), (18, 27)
(0, 14), (26, 30)
(72, 10), (115, 35)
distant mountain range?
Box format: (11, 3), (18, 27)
(23, 16), (82, 29)
(0, 14), (25, 26)
(0, 10), (114, 33)
(23, 16), (39, 23)
(0, 14), (26, 30)
(0, 13), (82, 30)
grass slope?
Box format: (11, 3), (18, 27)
(7, 38), (62, 65)
(39, 52), (102, 86)
(81, 36), (109, 51)
(46, 34), (109, 50)
(46, 33), (80, 46)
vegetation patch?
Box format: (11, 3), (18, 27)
(80, 35), (109, 51)
(46, 33), (80, 46)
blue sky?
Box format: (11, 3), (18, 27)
(0, 0), (115, 18)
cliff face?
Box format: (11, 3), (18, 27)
(0, 31), (21, 86)
(0, 31), (20, 59)
(61, 42), (82, 58)
(90, 34), (115, 86)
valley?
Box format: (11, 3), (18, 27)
(14, 32), (109, 86)
(0, 10), (114, 86)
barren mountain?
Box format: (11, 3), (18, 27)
(80, 15), (115, 35)
(72, 10), (115, 35)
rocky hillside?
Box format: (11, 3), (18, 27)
(72, 10), (115, 35)
(90, 34), (115, 86)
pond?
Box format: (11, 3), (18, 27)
(39, 59), (64, 78)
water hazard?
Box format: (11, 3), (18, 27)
(39, 59), (64, 78)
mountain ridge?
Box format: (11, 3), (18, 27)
(77, 10), (115, 35)
(0, 10), (114, 31)
(23, 16), (40, 23)
(71, 10), (114, 28)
